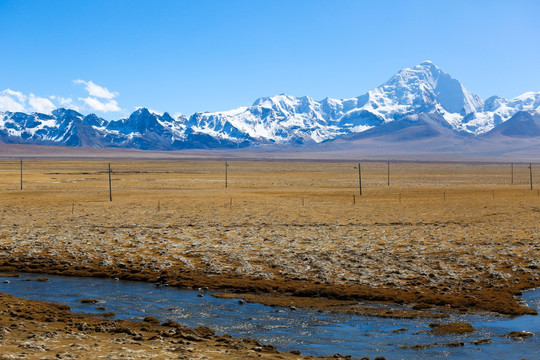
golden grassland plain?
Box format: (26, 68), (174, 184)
(0, 159), (539, 358)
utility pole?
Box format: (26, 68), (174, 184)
(387, 161), (390, 186)
(225, 161), (229, 188)
(529, 163), (533, 190)
(20, 158), (23, 190)
(357, 163), (362, 196)
(511, 162), (514, 185)
(108, 163), (112, 201)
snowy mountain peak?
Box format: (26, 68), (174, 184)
(252, 94), (302, 110)
(52, 108), (83, 118)
(1, 62), (540, 150)
(386, 61), (442, 87)
(380, 61), (483, 117)
(133, 107), (152, 116)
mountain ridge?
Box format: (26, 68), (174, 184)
(1, 61), (540, 151)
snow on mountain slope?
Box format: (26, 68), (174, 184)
(334, 113), (461, 143)
(362, 61), (483, 125)
(186, 94), (345, 144)
(183, 61), (490, 144)
(1, 61), (540, 150)
(482, 110), (540, 138)
(459, 92), (540, 134)
(192, 62), (539, 139)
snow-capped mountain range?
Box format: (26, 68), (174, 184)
(1, 61), (540, 151)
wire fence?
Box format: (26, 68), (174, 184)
(0, 159), (538, 207)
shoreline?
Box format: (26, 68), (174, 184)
(0, 291), (350, 359)
(1, 265), (537, 317)
(2, 273), (538, 359)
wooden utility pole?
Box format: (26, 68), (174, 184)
(529, 163), (533, 190)
(511, 162), (514, 185)
(225, 161), (229, 188)
(387, 161), (390, 186)
(357, 163), (362, 196)
(20, 158), (23, 190)
(108, 163), (112, 201)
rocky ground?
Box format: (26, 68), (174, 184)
(0, 159), (539, 357)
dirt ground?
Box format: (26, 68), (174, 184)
(0, 159), (539, 357)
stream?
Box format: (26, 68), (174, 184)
(1, 273), (539, 360)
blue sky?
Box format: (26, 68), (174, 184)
(0, 0), (539, 119)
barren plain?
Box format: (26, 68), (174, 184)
(0, 159), (539, 358)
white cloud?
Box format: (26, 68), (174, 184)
(28, 94), (56, 114)
(79, 97), (121, 112)
(74, 79), (119, 99)
(57, 97), (81, 112)
(2, 89), (27, 103)
(0, 95), (26, 112)
(73, 80), (122, 113)
(0, 80), (123, 116)
(1, 89), (56, 114)
(0, 89), (28, 112)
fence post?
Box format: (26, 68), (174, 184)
(357, 163), (362, 196)
(108, 163), (112, 202)
(530, 163), (533, 190)
(511, 162), (514, 185)
(225, 161), (229, 188)
(387, 161), (390, 186)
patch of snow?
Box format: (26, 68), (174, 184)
(350, 125), (374, 133)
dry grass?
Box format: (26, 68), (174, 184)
(0, 159), (539, 314)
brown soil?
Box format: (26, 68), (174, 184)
(429, 322), (475, 335)
(400, 337), (494, 350)
(503, 331), (534, 339)
(213, 293), (449, 319)
(0, 273), (20, 278)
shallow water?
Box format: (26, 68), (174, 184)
(1, 273), (539, 360)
